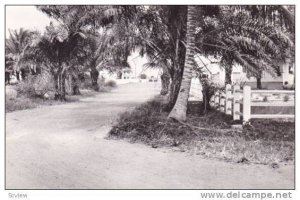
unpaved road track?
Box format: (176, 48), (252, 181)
(6, 83), (294, 189)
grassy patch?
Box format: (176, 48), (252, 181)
(6, 95), (64, 112)
(5, 88), (98, 113)
(108, 99), (294, 166)
(5, 79), (116, 113)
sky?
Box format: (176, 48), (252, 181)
(5, 6), (53, 37)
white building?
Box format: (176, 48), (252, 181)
(98, 51), (160, 83)
(194, 55), (295, 90)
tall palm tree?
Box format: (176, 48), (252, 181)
(134, 6), (187, 109)
(37, 6), (104, 92)
(34, 23), (86, 100)
(5, 28), (37, 80)
(168, 6), (198, 121)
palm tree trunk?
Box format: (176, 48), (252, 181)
(165, 71), (182, 110)
(225, 65), (233, 85)
(168, 6), (198, 121)
(160, 69), (170, 95)
(5, 71), (10, 84)
(256, 71), (262, 89)
(165, 37), (186, 111)
(257, 76), (262, 89)
(72, 75), (81, 95)
(67, 74), (73, 95)
(54, 73), (60, 100)
(90, 60), (99, 91)
(90, 70), (99, 91)
(15, 71), (20, 81)
(54, 70), (66, 101)
(61, 72), (66, 99)
(20, 68), (26, 80)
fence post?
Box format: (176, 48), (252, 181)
(233, 85), (240, 120)
(225, 84), (232, 115)
(243, 85), (251, 123)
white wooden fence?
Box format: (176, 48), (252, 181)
(210, 84), (295, 123)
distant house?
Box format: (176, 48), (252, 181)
(231, 61), (294, 89)
(195, 55), (295, 90)
(120, 68), (134, 79)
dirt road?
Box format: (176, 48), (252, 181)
(6, 83), (294, 189)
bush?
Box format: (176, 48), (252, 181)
(6, 87), (18, 100)
(33, 73), (55, 97)
(5, 95), (65, 113)
(283, 94), (290, 102)
(140, 74), (147, 79)
(104, 80), (117, 88)
(200, 77), (223, 113)
(16, 73), (55, 98)
(80, 74), (116, 92)
(16, 77), (36, 97)
(263, 96), (268, 102)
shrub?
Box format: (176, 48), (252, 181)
(5, 95), (64, 113)
(16, 76), (36, 97)
(33, 73), (55, 97)
(80, 73), (103, 90)
(6, 87), (18, 100)
(80, 74), (115, 92)
(200, 77), (223, 113)
(263, 96), (268, 102)
(283, 94), (290, 102)
(140, 74), (147, 79)
(6, 96), (36, 112)
(16, 73), (55, 98)
(104, 80), (117, 88)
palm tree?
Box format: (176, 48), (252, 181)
(169, 5), (294, 121)
(5, 28), (37, 80)
(143, 56), (172, 95)
(134, 6), (188, 110)
(37, 5), (138, 91)
(214, 12), (293, 86)
(34, 23), (86, 100)
(168, 6), (198, 121)
(81, 34), (103, 91)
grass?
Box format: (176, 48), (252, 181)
(6, 87), (104, 113)
(6, 75), (118, 113)
(108, 99), (294, 167)
(6, 95), (65, 112)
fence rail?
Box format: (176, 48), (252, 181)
(210, 84), (295, 123)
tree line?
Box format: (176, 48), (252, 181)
(5, 5), (294, 122)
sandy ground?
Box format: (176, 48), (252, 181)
(6, 82), (294, 189)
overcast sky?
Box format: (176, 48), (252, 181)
(5, 6), (53, 37)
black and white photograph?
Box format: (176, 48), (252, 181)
(2, 1), (298, 199)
